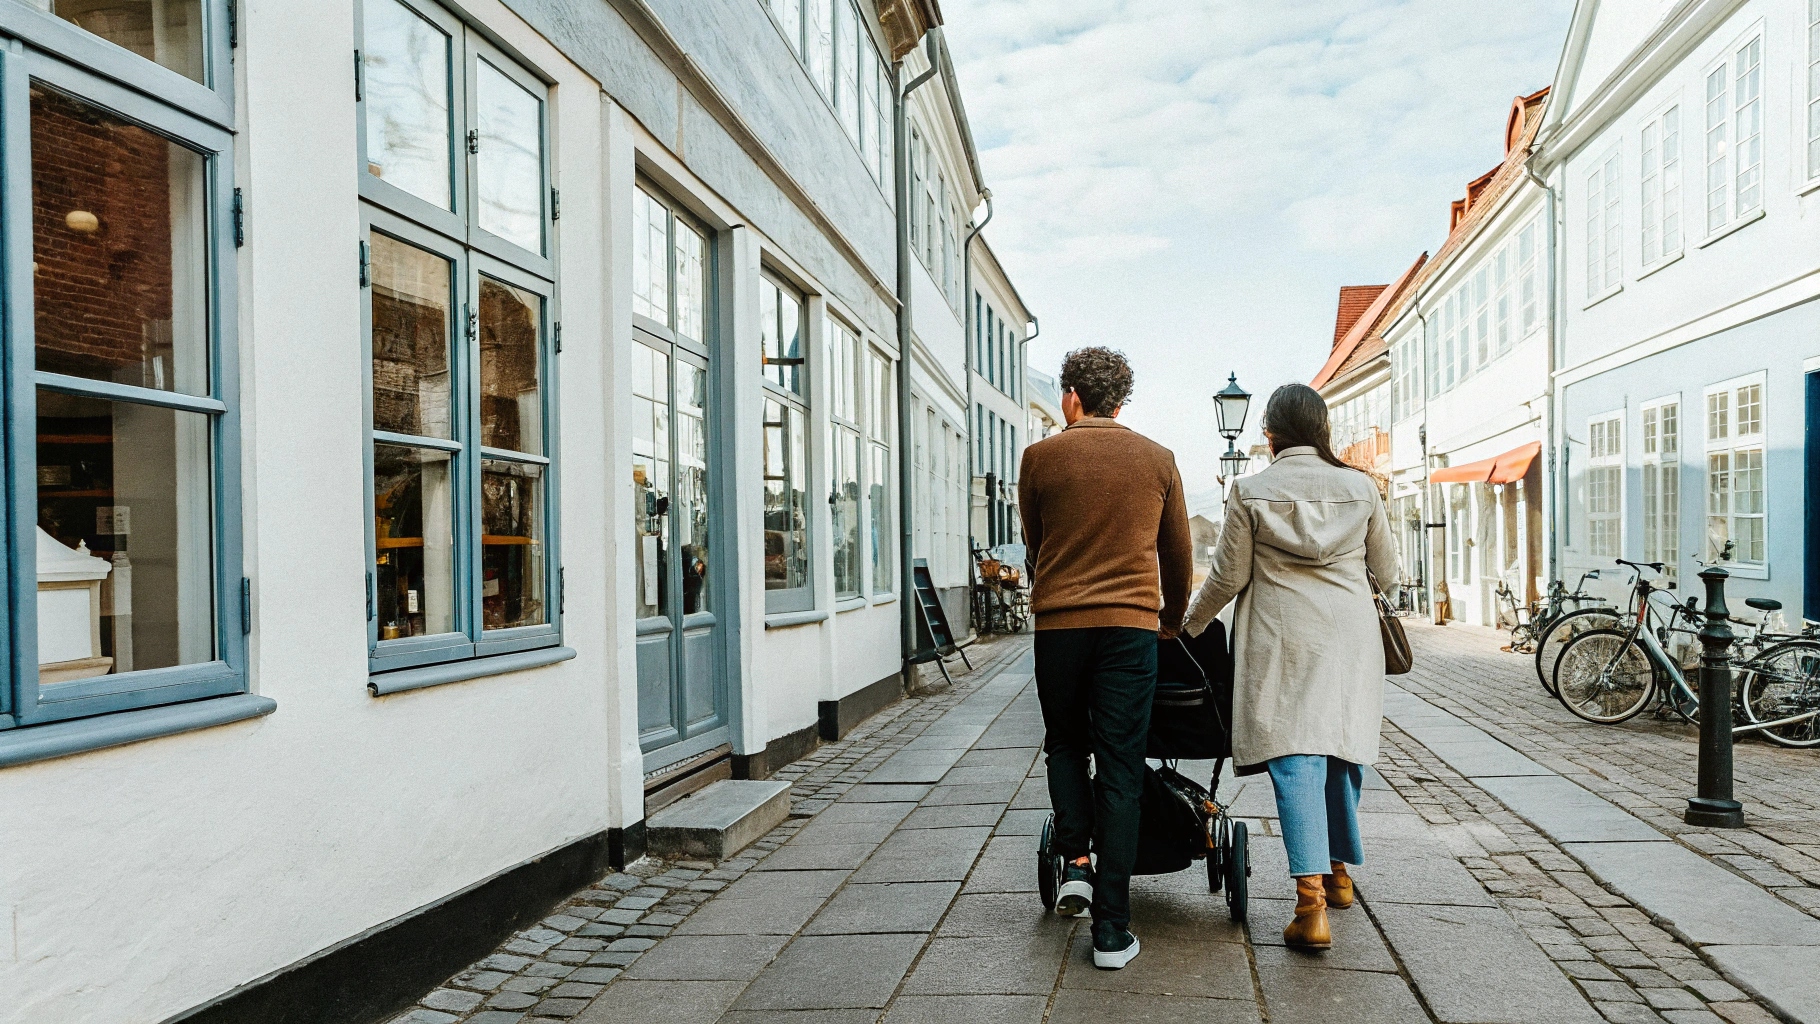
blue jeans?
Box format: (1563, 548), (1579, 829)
(1267, 755), (1365, 877)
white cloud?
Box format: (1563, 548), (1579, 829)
(944, 0), (1575, 491)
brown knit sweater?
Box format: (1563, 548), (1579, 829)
(1017, 417), (1194, 632)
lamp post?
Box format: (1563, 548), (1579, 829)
(1214, 374), (1252, 499)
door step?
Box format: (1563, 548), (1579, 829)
(646, 779), (792, 861)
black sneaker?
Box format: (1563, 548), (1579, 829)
(1055, 861), (1093, 917)
(1092, 921), (1140, 970)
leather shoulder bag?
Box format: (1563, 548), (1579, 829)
(1369, 571), (1413, 675)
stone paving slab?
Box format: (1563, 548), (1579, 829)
(1045, 989), (1262, 1024)
(1563, 840), (1820, 947)
(901, 933), (1072, 995)
(1702, 944), (1820, 1023)
(733, 933), (926, 1010)
(1252, 956), (1430, 1024)
(1476, 774), (1670, 844)
(1371, 903), (1605, 1023)
(880, 994), (1048, 1024)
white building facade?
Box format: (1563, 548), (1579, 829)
(2, 1), (1022, 1021)
(1385, 90), (1555, 627)
(970, 238), (1032, 552)
(1535, 0), (1820, 614)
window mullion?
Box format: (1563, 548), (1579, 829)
(463, 273), (485, 644)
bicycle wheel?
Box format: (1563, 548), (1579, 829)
(1740, 640), (1820, 748)
(1534, 607), (1621, 695)
(1555, 628), (1658, 724)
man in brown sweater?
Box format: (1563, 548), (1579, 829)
(1018, 347), (1193, 970)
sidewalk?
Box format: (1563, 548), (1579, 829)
(390, 633), (1794, 1024)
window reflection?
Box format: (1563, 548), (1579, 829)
(479, 276), (542, 455)
(370, 234), (453, 438)
(677, 363), (711, 615)
(763, 398), (807, 591)
(36, 389), (213, 683)
(476, 59), (543, 253)
(363, 0), (453, 209)
(374, 444), (455, 639)
(31, 83), (209, 396)
(26, 0), (205, 83)
(482, 459), (545, 629)
(633, 344), (669, 620)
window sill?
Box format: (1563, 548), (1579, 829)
(1583, 284), (1624, 311)
(1800, 178), (1820, 198)
(1697, 208), (1765, 249)
(368, 646), (577, 696)
(869, 592), (899, 606)
(0, 693), (277, 770)
(835, 596), (869, 613)
(765, 609), (829, 630)
(1637, 252), (1685, 281)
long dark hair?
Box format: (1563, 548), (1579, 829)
(1260, 383), (1355, 471)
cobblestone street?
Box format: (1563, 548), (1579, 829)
(387, 627), (1813, 1024)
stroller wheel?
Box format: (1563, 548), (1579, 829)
(1225, 820), (1250, 924)
(1037, 812), (1061, 913)
(1206, 816), (1225, 894)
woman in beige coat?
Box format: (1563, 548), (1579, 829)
(1182, 384), (1398, 950)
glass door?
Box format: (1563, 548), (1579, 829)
(633, 336), (723, 757)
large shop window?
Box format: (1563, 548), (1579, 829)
(761, 273), (811, 613)
(1705, 373), (1766, 573)
(0, 18), (244, 732)
(359, 0), (559, 674)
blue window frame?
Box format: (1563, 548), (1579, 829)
(0, 2), (245, 732)
(358, 0), (561, 675)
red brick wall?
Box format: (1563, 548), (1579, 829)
(31, 84), (176, 385)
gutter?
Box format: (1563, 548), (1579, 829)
(1525, 138), (1563, 589)
(896, 34), (941, 671)
(961, 190), (995, 550)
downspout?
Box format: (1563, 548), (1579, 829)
(1525, 142), (1561, 588)
(896, 33), (940, 671)
(961, 191), (994, 559)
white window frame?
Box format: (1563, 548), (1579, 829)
(1641, 395), (1681, 581)
(1585, 149), (1622, 305)
(1807, 0), (1820, 185)
(1640, 101), (1683, 270)
(1518, 217), (1542, 336)
(1702, 25), (1766, 242)
(1586, 411), (1624, 559)
(1703, 371), (1768, 578)
(826, 313), (862, 600)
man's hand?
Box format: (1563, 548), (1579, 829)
(1157, 624), (1180, 641)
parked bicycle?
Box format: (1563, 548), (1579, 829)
(1528, 570), (1621, 694)
(1494, 571), (1535, 651)
(1553, 560), (1820, 737)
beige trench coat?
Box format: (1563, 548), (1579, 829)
(1181, 447), (1399, 768)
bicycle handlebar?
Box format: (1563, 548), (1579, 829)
(1615, 558), (1666, 573)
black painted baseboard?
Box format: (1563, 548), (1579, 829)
(609, 820), (646, 869)
(733, 721), (820, 781)
(820, 670), (904, 741)
(164, 830), (617, 1024)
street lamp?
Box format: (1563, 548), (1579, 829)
(1219, 446), (1249, 482)
(1214, 373), (1253, 441)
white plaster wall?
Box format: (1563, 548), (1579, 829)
(0, 4), (629, 1021)
(1571, 0), (1683, 114)
(833, 601), (903, 699)
(1562, 0), (1820, 376)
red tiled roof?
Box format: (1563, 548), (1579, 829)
(1377, 87), (1550, 345)
(1311, 253), (1428, 391)
(1333, 285), (1388, 349)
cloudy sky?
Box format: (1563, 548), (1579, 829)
(944, 0), (1577, 508)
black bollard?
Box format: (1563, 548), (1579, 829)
(1685, 566), (1745, 828)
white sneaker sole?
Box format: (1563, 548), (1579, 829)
(1093, 935), (1140, 970)
(1055, 879), (1092, 917)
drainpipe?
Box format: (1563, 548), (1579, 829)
(896, 33), (940, 672)
(961, 190), (994, 558)
(1525, 146), (1562, 588)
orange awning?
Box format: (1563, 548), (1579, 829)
(1431, 441), (1542, 485)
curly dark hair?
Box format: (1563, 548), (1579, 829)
(1059, 346), (1134, 416)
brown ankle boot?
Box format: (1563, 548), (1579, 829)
(1283, 876), (1332, 949)
(1324, 862), (1354, 909)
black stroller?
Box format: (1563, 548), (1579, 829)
(1035, 621), (1250, 923)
